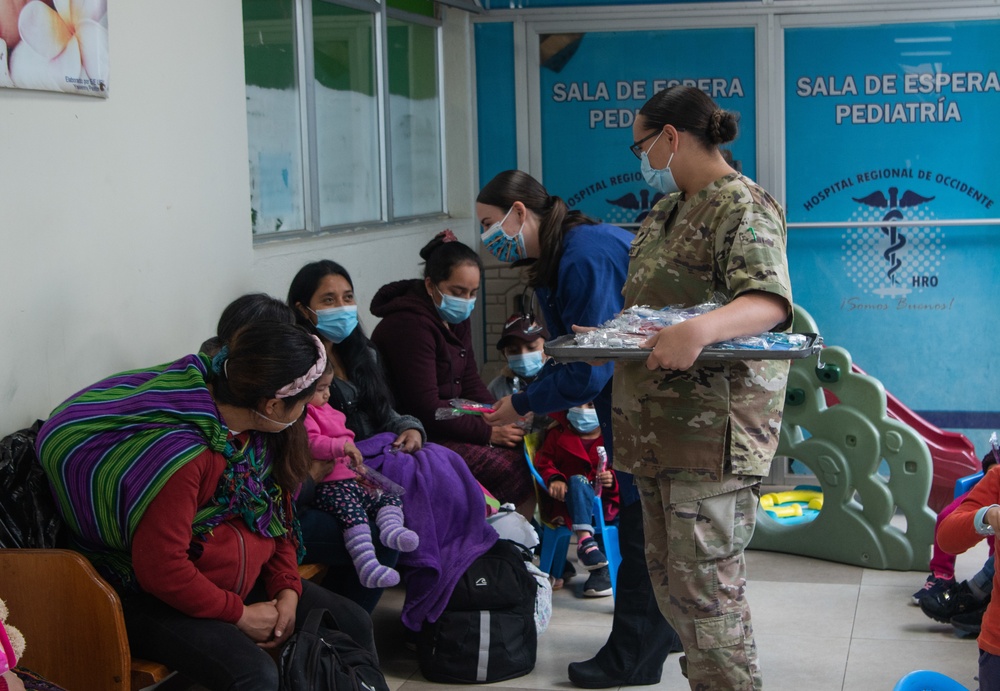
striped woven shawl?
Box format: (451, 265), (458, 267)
(36, 354), (295, 585)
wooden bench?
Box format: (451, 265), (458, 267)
(0, 549), (328, 691)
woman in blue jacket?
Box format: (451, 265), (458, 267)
(478, 169), (682, 688)
(477, 169), (629, 432)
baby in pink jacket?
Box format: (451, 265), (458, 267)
(304, 366), (419, 588)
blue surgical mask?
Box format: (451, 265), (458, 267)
(311, 305), (358, 344)
(640, 132), (679, 195)
(434, 286), (476, 324)
(508, 351), (545, 378)
(567, 406), (600, 434)
(480, 206), (527, 263)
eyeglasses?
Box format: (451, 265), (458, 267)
(629, 126), (685, 159)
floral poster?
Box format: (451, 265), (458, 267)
(0, 0), (108, 97)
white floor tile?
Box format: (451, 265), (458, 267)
(750, 580), (860, 640)
(843, 637), (979, 690)
(755, 633), (851, 691)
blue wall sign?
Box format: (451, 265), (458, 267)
(537, 27), (757, 227)
(785, 20), (1000, 445)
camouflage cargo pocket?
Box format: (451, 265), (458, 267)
(693, 611), (743, 650)
(670, 484), (757, 562)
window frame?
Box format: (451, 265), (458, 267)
(251, 0), (447, 243)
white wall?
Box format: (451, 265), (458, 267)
(0, 2), (478, 434)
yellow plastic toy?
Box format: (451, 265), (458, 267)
(760, 489), (824, 521)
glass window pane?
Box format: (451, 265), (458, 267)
(313, 1), (381, 226)
(387, 19), (443, 217)
(388, 0), (436, 18)
(244, 0), (304, 234)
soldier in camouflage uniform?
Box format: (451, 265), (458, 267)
(614, 85), (792, 690)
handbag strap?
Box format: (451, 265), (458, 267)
(301, 607), (356, 641)
(301, 607), (332, 636)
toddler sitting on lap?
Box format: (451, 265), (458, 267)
(305, 364), (419, 588)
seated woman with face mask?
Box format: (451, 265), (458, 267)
(370, 231), (534, 518)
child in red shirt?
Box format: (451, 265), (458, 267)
(305, 366), (419, 588)
(534, 402), (619, 597)
(939, 464), (1000, 689)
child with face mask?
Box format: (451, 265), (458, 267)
(533, 402), (620, 598)
(487, 314), (555, 435)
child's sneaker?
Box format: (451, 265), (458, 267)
(911, 575), (956, 605)
(576, 537), (608, 571)
(951, 597), (990, 635)
(919, 581), (982, 623)
(582, 566), (612, 598)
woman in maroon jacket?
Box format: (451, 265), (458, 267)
(370, 231), (533, 514)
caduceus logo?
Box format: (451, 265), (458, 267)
(842, 186), (943, 298)
(852, 187), (934, 284)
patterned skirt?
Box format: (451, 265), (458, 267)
(439, 441), (533, 507)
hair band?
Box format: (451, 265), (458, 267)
(275, 335), (328, 399)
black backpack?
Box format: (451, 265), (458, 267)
(279, 608), (389, 691)
(418, 539), (538, 684)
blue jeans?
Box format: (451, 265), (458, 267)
(567, 474), (597, 533)
(971, 554), (996, 599)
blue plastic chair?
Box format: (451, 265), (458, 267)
(892, 669), (969, 691)
(523, 432), (621, 597)
(955, 470), (985, 499)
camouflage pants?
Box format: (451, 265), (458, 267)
(636, 474), (762, 691)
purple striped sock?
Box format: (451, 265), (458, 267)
(376, 506), (419, 552)
(344, 524), (400, 588)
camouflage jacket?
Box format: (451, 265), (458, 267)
(611, 173), (793, 481)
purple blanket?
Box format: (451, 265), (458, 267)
(358, 433), (498, 630)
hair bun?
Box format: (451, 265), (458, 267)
(709, 109), (739, 145)
(419, 229), (457, 260)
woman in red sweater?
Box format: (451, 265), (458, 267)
(940, 463), (1000, 689)
(38, 322), (376, 691)
(370, 231), (533, 514)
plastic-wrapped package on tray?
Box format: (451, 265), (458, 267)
(546, 303), (820, 363)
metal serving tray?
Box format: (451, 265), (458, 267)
(544, 333), (823, 363)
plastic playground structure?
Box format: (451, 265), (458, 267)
(749, 306), (978, 570)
